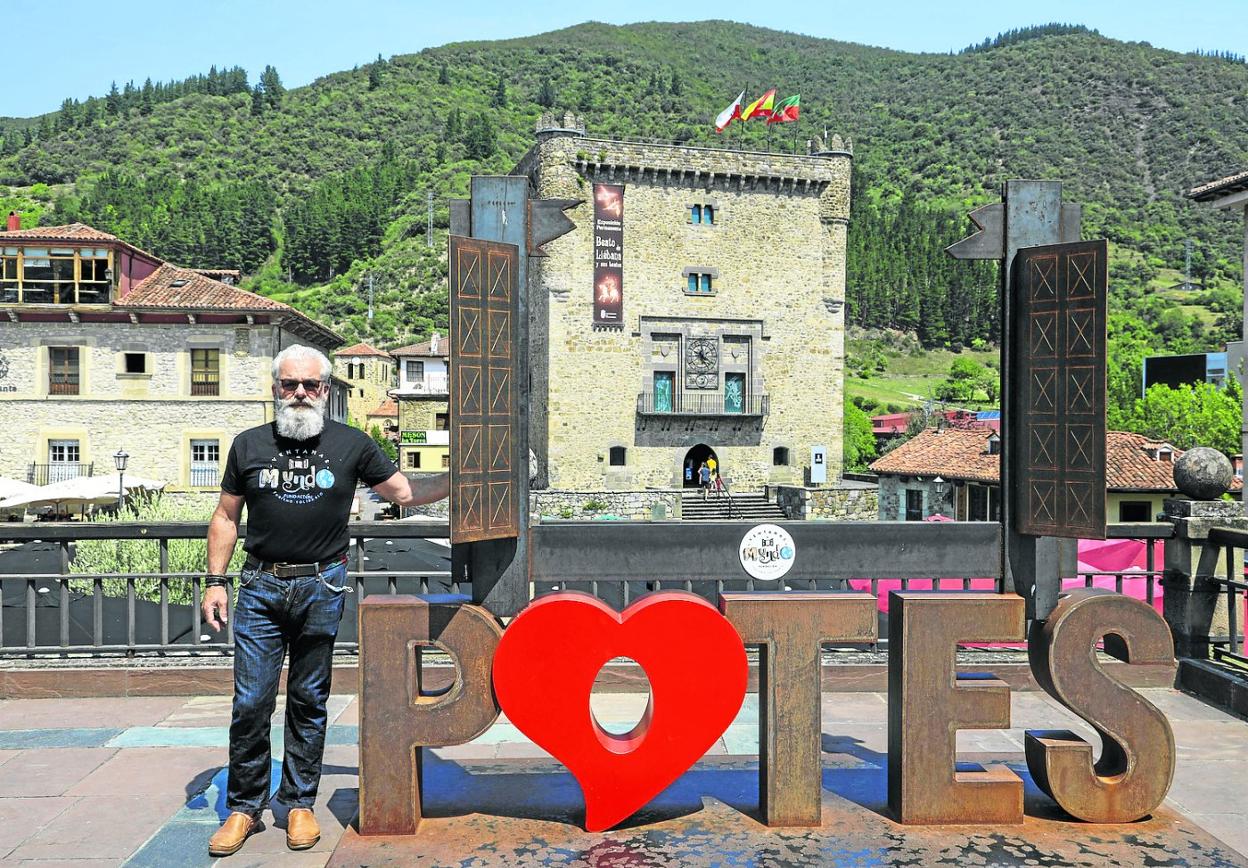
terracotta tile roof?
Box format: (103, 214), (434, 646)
(1105, 432), (1183, 491)
(870, 428), (1000, 484)
(191, 268), (241, 282)
(0, 223), (119, 242)
(1188, 169), (1248, 201)
(121, 263), (290, 312)
(337, 342), (392, 358)
(367, 398), (399, 418)
(869, 428), (1239, 492)
(390, 335), (449, 357)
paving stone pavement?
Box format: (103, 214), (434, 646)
(0, 687), (1240, 866)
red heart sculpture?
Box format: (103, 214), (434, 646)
(492, 591), (747, 831)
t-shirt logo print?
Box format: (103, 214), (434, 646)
(259, 448), (336, 505)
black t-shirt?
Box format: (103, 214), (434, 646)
(221, 420), (397, 563)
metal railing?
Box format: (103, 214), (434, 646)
(190, 371), (220, 396)
(1208, 526), (1248, 669)
(637, 391), (769, 417)
(1066, 522), (1172, 607)
(0, 521), (454, 657)
(48, 374), (79, 395)
(0, 519), (1184, 658)
(27, 462), (93, 486)
(189, 466), (220, 488)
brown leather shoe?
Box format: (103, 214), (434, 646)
(208, 811), (261, 857)
(286, 807), (320, 850)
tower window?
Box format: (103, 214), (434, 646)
(685, 272), (714, 294)
(609, 446), (626, 466)
(773, 447), (790, 466)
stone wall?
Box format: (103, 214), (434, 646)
(875, 477), (954, 521)
(775, 484), (879, 521)
(532, 489), (683, 521)
(519, 130), (851, 494)
(398, 396), (449, 431)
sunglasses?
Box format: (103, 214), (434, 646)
(278, 378), (327, 394)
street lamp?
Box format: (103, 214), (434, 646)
(113, 449), (129, 512)
(933, 475), (951, 514)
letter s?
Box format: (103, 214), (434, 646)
(1026, 588), (1175, 823)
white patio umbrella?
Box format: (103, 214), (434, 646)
(0, 473), (165, 512)
(0, 477), (40, 502)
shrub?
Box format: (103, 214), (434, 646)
(70, 493), (245, 604)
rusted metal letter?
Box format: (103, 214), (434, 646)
(359, 596), (503, 835)
(720, 592), (877, 826)
(1025, 587), (1175, 822)
(887, 592), (1025, 825)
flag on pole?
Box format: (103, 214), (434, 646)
(740, 89), (776, 122)
(714, 90), (746, 133)
(766, 94), (801, 124)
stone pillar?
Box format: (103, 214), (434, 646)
(1162, 499), (1247, 659)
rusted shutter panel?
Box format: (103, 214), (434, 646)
(449, 235), (520, 543)
(1013, 239), (1107, 539)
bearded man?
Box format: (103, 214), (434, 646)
(202, 344), (448, 857)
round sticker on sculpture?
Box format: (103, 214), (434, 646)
(738, 523), (796, 582)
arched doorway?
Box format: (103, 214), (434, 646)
(682, 444), (718, 489)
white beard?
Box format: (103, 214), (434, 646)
(275, 394), (327, 440)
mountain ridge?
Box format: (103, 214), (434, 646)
(0, 20), (1244, 348)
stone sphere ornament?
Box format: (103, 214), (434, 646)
(1173, 447), (1234, 500)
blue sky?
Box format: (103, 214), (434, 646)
(4, 0), (1241, 117)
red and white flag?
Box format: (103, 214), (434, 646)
(714, 90), (745, 133)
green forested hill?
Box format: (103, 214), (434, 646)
(1, 20), (1246, 350)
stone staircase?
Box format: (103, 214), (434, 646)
(680, 490), (788, 521)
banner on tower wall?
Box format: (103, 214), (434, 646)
(593, 184), (624, 329)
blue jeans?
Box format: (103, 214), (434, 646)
(226, 560), (348, 814)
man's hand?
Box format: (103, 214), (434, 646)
(203, 586), (229, 632)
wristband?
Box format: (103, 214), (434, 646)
(205, 575), (229, 588)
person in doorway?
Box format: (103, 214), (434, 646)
(698, 461), (711, 500)
(202, 344), (449, 858)
(707, 456), (717, 478)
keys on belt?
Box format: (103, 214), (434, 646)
(245, 554), (348, 578)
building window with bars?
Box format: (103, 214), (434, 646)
(191, 348), (220, 396)
(190, 439), (220, 487)
(49, 346), (80, 395)
(406, 360), (424, 382)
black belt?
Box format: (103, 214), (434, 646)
(245, 553), (347, 578)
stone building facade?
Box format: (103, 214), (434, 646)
(391, 334), (450, 472)
(0, 223), (341, 492)
(334, 342), (393, 427)
(513, 115), (852, 492)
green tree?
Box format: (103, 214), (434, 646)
(105, 81), (121, 115)
(464, 112), (496, 160)
(491, 73), (507, 107)
(935, 357), (997, 404)
(1117, 379), (1241, 455)
(537, 77), (558, 108)
(368, 54), (385, 91)
(370, 424), (397, 462)
(259, 65), (285, 109)
(438, 63), (450, 85)
(843, 400), (878, 471)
